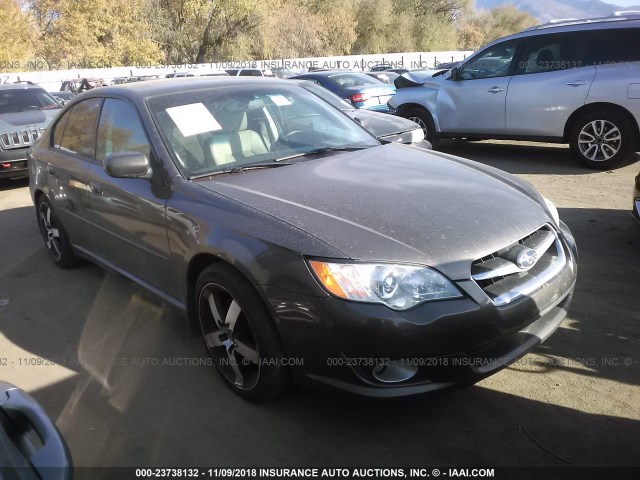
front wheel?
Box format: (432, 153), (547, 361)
(569, 111), (636, 170)
(403, 108), (439, 147)
(195, 264), (289, 402)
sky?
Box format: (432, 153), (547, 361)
(607, 0), (640, 5)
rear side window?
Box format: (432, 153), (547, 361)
(57, 97), (102, 158)
(516, 32), (588, 74)
(96, 98), (151, 163)
(586, 28), (640, 65)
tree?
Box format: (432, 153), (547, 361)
(0, 0), (35, 70)
(27, 0), (162, 69)
(458, 5), (537, 50)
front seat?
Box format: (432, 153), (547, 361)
(209, 130), (269, 165)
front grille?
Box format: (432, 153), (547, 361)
(471, 225), (566, 306)
(0, 128), (45, 150)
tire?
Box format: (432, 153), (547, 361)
(404, 107), (439, 147)
(195, 263), (289, 402)
(36, 196), (76, 268)
(569, 110), (636, 170)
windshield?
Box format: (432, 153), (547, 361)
(297, 81), (353, 111)
(147, 84), (378, 178)
(0, 88), (62, 114)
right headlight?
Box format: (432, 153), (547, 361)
(308, 260), (462, 311)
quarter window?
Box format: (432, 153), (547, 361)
(586, 28), (640, 65)
(57, 97), (102, 158)
(96, 98), (151, 163)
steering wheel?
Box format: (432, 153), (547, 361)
(280, 130), (309, 146)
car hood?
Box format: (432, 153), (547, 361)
(0, 109), (59, 128)
(345, 109), (421, 139)
(198, 144), (552, 280)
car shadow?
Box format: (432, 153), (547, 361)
(0, 204), (638, 471)
(437, 140), (640, 175)
(0, 177), (29, 192)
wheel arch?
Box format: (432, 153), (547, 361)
(564, 102), (640, 148)
(185, 252), (281, 340)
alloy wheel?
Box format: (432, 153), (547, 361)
(199, 283), (260, 390)
(577, 120), (621, 162)
(38, 202), (62, 262)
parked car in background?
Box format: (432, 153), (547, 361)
(388, 13), (640, 169)
(271, 67), (295, 78)
(29, 78), (576, 401)
(165, 72), (195, 78)
(0, 83), (62, 179)
(60, 78), (106, 93)
(434, 60), (462, 70)
(0, 381), (72, 480)
(225, 68), (276, 77)
(295, 80), (427, 146)
(366, 71), (400, 85)
(633, 168), (640, 224)
(369, 65), (409, 74)
(50, 91), (75, 106)
(292, 70), (396, 112)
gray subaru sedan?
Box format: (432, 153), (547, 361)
(28, 78), (577, 401)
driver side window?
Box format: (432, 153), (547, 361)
(460, 39), (520, 80)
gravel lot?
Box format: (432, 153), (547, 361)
(0, 141), (638, 474)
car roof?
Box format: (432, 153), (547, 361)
(522, 12), (640, 32)
(79, 77), (299, 101)
(0, 82), (45, 91)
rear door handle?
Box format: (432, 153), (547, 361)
(566, 81), (588, 87)
(89, 181), (103, 195)
(487, 87), (504, 94)
(47, 166), (55, 175)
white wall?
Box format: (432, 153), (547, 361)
(0, 51), (473, 91)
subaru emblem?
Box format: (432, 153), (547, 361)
(516, 248), (538, 269)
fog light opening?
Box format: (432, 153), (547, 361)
(372, 360), (418, 383)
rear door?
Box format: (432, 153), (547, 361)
(45, 97), (102, 251)
(437, 38), (521, 134)
(83, 97), (172, 289)
(506, 31), (596, 137)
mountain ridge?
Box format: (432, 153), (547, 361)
(474, 0), (640, 22)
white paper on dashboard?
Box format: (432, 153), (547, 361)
(269, 94), (292, 106)
(166, 103), (222, 137)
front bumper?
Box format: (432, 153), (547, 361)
(263, 228), (578, 398)
(0, 148), (29, 179)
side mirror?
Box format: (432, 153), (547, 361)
(448, 66), (460, 81)
(104, 152), (151, 178)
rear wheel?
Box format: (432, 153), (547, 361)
(195, 264), (289, 402)
(36, 196), (76, 268)
(404, 107), (439, 147)
(569, 110), (636, 170)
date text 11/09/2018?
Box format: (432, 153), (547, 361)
(135, 468), (496, 478)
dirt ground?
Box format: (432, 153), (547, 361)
(0, 140), (638, 475)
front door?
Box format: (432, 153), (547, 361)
(438, 38), (521, 135)
(83, 97), (172, 290)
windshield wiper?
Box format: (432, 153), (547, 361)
(189, 162), (295, 180)
(276, 145), (374, 162)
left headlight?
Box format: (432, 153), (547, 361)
(308, 261), (462, 311)
(543, 197), (560, 227)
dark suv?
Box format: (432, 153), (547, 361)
(0, 83), (62, 179)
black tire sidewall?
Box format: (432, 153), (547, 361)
(195, 263), (289, 402)
(36, 196), (76, 268)
(405, 108), (439, 146)
(570, 111), (635, 170)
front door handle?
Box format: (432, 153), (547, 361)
(89, 181), (103, 196)
(47, 166), (55, 176)
(487, 86), (504, 94)
(566, 81), (588, 87)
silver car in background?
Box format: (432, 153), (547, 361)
(389, 13), (640, 170)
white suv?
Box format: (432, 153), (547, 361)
(389, 13), (640, 169)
